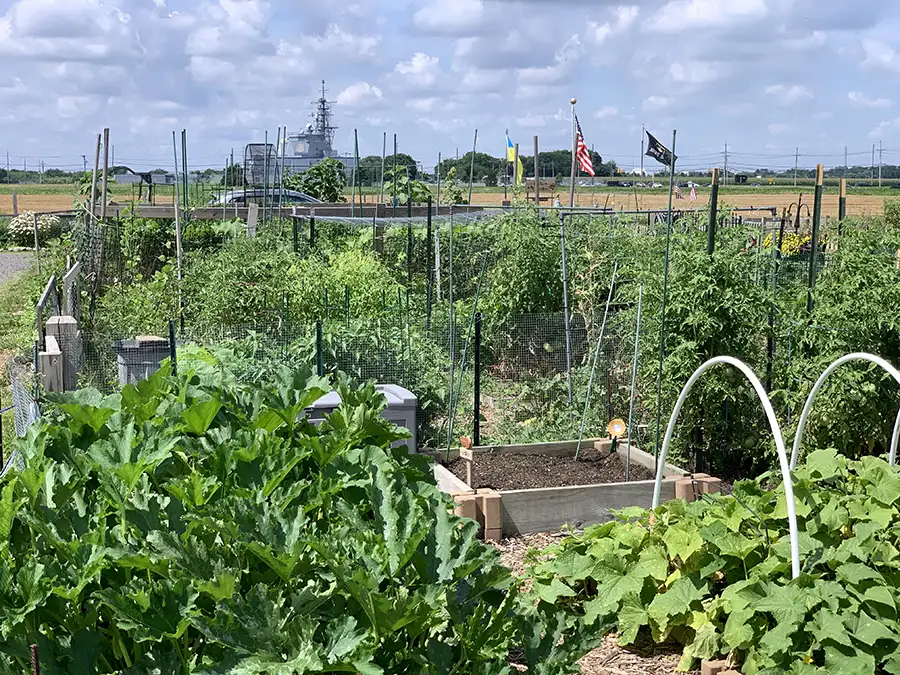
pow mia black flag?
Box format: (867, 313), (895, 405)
(645, 130), (677, 167)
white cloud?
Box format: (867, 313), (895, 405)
(516, 114), (547, 128)
(306, 23), (380, 59)
(588, 5), (639, 45)
(517, 34), (583, 86)
(394, 52), (440, 88)
(594, 106), (618, 119)
(767, 123), (790, 134)
(765, 84), (813, 105)
(460, 68), (505, 91)
(646, 0), (767, 34)
(869, 119), (895, 138)
(644, 95), (671, 110)
(413, 0), (484, 35)
(336, 81), (383, 107)
(669, 61), (720, 85)
(848, 91), (892, 108)
(861, 38), (900, 72)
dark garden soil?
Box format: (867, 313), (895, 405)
(447, 447), (655, 490)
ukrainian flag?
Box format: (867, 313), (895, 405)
(506, 132), (524, 187)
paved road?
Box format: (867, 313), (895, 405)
(0, 252), (33, 285)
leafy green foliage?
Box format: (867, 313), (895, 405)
(284, 158), (346, 203)
(527, 450), (900, 673)
(382, 166), (433, 205)
(0, 349), (596, 673)
(779, 222), (900, 460)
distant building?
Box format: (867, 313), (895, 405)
(243, 81), (357, 186)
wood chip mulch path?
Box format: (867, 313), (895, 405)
(492, 534), (696, 675)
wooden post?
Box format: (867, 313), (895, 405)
(11, 191), (17, 216)
(38, 335), (64, 393)
(513, 143), (519, 197)
(46, 316), (80, 391)
(63, 262), (81, 318)
(460, 447), (474, 489)
(707, 168), (719, 255)
(807, 164), (824, 314)
(90, 133), (101, 216)
(100, 128), (110, 221)
(247, 202), (259, 237)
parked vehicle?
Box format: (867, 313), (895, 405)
(208, 189), (322, 206)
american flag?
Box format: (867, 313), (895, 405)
(673, 184), (685, 200)
(689, 185), (697, 202)
(574, 114), (595, 177)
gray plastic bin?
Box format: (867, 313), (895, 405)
(305, 384), (418, 453)
(114, 336), (170, 386)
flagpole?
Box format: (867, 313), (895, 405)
(640, 125), (645, 178)
(569, 97), (577, 208)
(653, 129), (677, 468)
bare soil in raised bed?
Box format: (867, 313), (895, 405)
(447, 447), (655, 491)
(493, 534), (695, 675)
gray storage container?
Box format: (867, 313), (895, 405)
(305, 384), (418, 453)
(114, 336), (170, 386)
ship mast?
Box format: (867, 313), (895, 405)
(312, 79), (337, 148)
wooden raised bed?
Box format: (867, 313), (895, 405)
(430, 438), (721, 540)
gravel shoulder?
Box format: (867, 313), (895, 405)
(0, 252), (33, 285)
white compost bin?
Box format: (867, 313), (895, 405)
(304, 385), (418, 453)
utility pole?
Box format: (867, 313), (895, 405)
(871, 144), (875, 180)
(879, 140), (883, 187)
(794, 147), (799, 187)
(844, 145), (848, 177)
(723, 142), (728, 186)
(82, 155), (87, 172)
(5, 151), (8, 184)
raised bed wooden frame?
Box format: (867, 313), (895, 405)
(430, 438), (721, 540)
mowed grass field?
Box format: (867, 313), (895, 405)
(0, 182), (894, 218)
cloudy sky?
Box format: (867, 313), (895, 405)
(0, 0), (898, 173)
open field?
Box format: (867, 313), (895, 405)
(0, 181), (894, 218)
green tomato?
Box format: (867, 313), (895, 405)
(742, 436), (757, 449)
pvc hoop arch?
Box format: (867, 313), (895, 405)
(789, 353), (900, 470)
(652, 356), (800, 580)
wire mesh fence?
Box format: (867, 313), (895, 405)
(31, 202), (896, 479)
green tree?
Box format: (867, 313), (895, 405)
(284, 158), (346, 202)
(220, 163), (244, 187)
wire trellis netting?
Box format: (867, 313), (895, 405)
(24, 202), (897, 480)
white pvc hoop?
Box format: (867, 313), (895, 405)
(651, 356), (800, 579)
(789, 353), (900, 470)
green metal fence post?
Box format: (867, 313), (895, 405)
(309, 215), (316, 248)
(315, 320), (324, 377)
(838, 178), (847, 235)
(807, 164), (824, 314)
(168, 320), (177, 378)
(473, 311), (482, 447)
(707, 168), (719, 255)
(426, 196), (433, 332)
